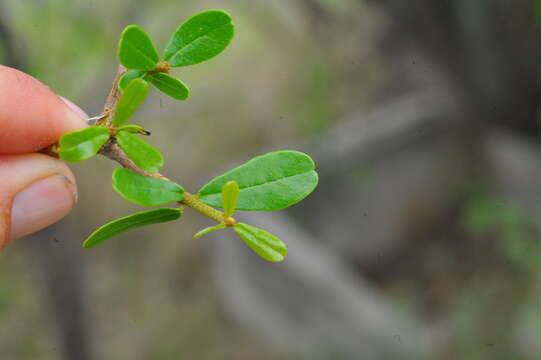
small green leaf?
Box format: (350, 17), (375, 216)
(112, 168), (184, 206)
(234, 223), (287, 262)
(193, 223), (226, 238)
(118, 25), (159, 70)
(58, 127), (110, 162)
(148, 73), (189, 100)
(116, 131), (164, 173)
(113, 79), (149, 127)
(83, 208), (182, 248)
(222, 181), (239, 217)
(198, 151), (318, 211)
(163, 10), (234, 67)
(118, 124), (150, 136)
(119, 70), (146, 92)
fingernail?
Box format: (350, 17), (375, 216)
(59, 96), (88, 120)
(10, 175), (77, 241)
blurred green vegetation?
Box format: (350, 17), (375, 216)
(461, 186), (540, 269)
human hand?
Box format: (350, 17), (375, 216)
(0, 65), (87, 248)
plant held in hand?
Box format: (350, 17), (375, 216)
(51, 10), (318, 262)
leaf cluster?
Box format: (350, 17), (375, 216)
(118, 10), (234, 100)
(56, 10), (319, 262)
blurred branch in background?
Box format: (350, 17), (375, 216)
(30, 226), (91, 360)
(372, 0), (541, 134)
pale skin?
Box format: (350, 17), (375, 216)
(0, 65), (87, 248)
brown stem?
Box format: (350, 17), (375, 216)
(90, 66), (232, 224)
(98, 140), (226, 223)
(98, 65), (127, 127)
(39, 65), (233, 224)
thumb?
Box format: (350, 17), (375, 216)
(0, 153), (77, 248)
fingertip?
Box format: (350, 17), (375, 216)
(0, 66), (87, 154)
(59, 96), (88, 121)
(0, 153), (77, 248)
(9, 174), (77, 243)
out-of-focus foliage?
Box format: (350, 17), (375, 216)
(0, 41), (5, 64)
(461, 187), (540, 269)
(535, 0), (541, 22)
(3, 0), (112, 99)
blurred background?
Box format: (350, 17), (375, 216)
(1, 0), (541, 359)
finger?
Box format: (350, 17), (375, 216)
(0, 65), (87, 154)
(59, 96), (88, 120)
(0, 153), (77, 248)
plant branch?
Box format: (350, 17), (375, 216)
(98, 138), (227, 223)
(40, 65), (231, 225)
(94, 68), (232, 225)
(98, 65), (127, 127)
(182, 192), (226, 223)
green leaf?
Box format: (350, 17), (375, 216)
(58, 127), (110, 162)
(234, 223), (287, 262)
(117, 124), (150, 136)
(198, 151), (318, 211)
(118, 25), (159, 70)
(83, 208), (182, 248)
(163, 10), (234, 67)
(148, 73), (189, 100)
(193, 223), (226, 238)
(119, 70), (146, 92)
(221, 181), (239, 217)
(116, 131), (164, 173)
(113, 79), (149, 126)
(112, 168), (184, 206)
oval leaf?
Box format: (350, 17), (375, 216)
(116, 132), (164, 173)
(118, 25), (159, 70)
(59, 127), (110, 162)
(83, 208), (182, 248)
(198, 151), (318, 211)
(234, 223), (287, 262)
(119, 70), (146, 92)
(112, 168), (184, 206)
(148, 73), (189, 100)
(113, 78), (149, 127)
(163, 10), (234, 67)
(221, 181), (239, 217)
